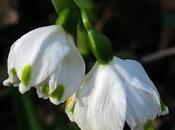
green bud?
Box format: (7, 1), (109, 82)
(21, 65), (32, 86)
(77, 19), (91, 57)
(144, 119), (154, 130)
(88, 29), (113, 64)
(52, 0), (75, 13)
(51, 85), (64, 101)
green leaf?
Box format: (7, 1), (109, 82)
(21, 65), (32, 86)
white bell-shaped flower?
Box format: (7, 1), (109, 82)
(3, 25), (85, 105)
(66, 57), (168, 130)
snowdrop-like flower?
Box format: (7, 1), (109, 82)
(66, 57), (168, 130)
(3, 25), (85, 105)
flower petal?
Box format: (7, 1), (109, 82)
(16, 26), (71, 85)
(66, 57), (163, 130)
(49, 34), (85, 105)
(5, 25), (73, 92)
(113, 57), (160, 98)
(36, 81), (50, 99)
(66, 63), (126, 130)
(112, 57), (161, 129)
(3, 44), (18, 86)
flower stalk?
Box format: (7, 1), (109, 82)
(55, 8), (70, 27)
(77, 19), (91, 57)
(81, 9), (113, 64)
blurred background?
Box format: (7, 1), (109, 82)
(0, 0), (174, 129)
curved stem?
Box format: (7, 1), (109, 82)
(55, 8), (70, 27)
(81, 9), (92, 31)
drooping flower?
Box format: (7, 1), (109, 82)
(3, 25), (85, 105)
(66, 57), (168, 130)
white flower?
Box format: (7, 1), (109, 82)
(66, 57), (168, 130)
(3, 25), (85, 105)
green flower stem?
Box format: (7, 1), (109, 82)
(54, 4), (79, 34)
(81, 9), (92, 31)
(81, 9), (113, 64)
(53, 0), (79, 34)
(87, 29), (113, 64)
(73, 0), (94, 11)
(77, 19), (91, 57)
(52, 0), (75, 13)
(55, 8), (70, 27)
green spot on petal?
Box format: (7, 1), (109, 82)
(11, 68), (17, 77)
(144, 119), (154, 130)
(69, 101), (76, 113)
(21, 65), (32, 86)
(51, 85), (64, 101)
(41, 84), (50, 96)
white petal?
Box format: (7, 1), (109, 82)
(7, 44), (16, 74)
(160, 100), (169, 116)
(133, 125), (143, 130)
(112, 57), (161, 129)
(65, 94), (77, 121)
(12, 25), (70, 87)
(4, 44), (18, 86)
(3, 79), (12, 86)
(19, 82), (30, 94)
(161, 106), (169, 115)
(113, 57), (160, 98)
(36, 81), (50, 99)
(49, 34), (85, 105)
(67, 62), (126, 130)
(67, 57), (162, 130)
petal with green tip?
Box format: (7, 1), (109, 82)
(21, 65), (32, 86)
(50, 85), (64, 101)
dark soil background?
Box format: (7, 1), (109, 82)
(0, 0), (174, 130)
